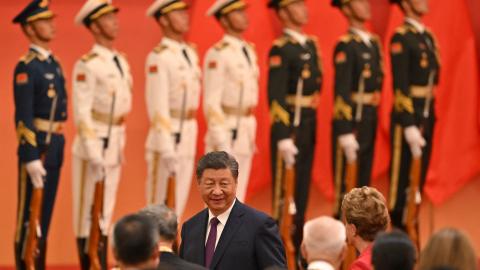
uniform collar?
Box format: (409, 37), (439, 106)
(223, 34), (248, 49)
(307, 260), (335, 270)
(405, 17), (425, 33)
(92, 43), (118, 59)
(284, 28), (308, 46)
(162, 37), (188, 51)
(30, 44), (51, 59)
(350, 27), (372, 47)
(208, 199), (236, 226)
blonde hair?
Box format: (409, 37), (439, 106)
(341, 186), (389, 241)
(418, 228), (477, 270)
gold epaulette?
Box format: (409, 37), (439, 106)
(272, 36), (293, 48)
(119, 51), (128, 59)
(188, 42), (198, 55)
(339, 33), (359, 43)
(214, 41), (229, 51)
(20, 51), (37, 64)
(247, 41), (255, 49)
(81, 52), (98, 62)
(153, 44), (168, 54)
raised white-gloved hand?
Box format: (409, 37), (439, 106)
(404, 126), (426, 158)
(339, 133), (360, 162)
(277, 138), (298, 168)
(162, 151), (178, 174)
(90, 156), (105, 182)
(25, 160), (46, 188)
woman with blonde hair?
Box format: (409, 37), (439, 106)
(341, 186), (390, 270)
(418, 228), (477, 270)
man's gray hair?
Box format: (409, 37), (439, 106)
(139, 204), (178, 241)
(303, 216), (346, 260)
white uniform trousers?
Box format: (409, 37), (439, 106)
(72, 156), (122, 237)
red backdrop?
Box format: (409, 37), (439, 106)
(0, 0), (479, 266)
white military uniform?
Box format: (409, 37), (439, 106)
(145, 37), (201, 217)
(72, 44), (132, 237)
(203, 35), (259, 201)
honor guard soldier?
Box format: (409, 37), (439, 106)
(330, 0), (384, 217)
(72, 0), (133, 268)
(12, 1), (68, 269)
(267, 0), (323, 252)
(388, 0), (439, 237)
(203, 0), (259, 202)
(145, 0), (201, 217)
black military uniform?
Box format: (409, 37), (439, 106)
(12, 1), (68, 269)
(331, 0), (384, 216)
(388, 0), (440, 229)
(267, 0), (323, 249)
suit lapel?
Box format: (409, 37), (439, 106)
(190, 209), (208, 265)
(210, 200), (245, 269)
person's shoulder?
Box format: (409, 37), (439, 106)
(237, 202), (271, 223)
(183, 208), (208, 226)
(159, 252), (207, 270)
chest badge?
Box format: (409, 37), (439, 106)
(47, 84), (56, 98)
(362, 64), (372, 78)
(302, 64), (311, 79)
(300, 53), (311, 61)
(420, 52), (429, 68)
(44, 73), (55, 80)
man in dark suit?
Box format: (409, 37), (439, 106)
(140, 204), (207, 270)
(179, 151), (287, 270)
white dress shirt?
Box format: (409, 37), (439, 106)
(205, 199), (236, 249)
(284, 28), (308, 46)
(406, 17), (426, 33)
(350, 27), (372, 47)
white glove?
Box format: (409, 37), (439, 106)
(277, 138), (298, 168)
(162, 152), (178, 174)
(404, 126), (426, 158)
(339, 133), (359, 162)
(25, 160), (46, 188)
(90, 156), (105, 182)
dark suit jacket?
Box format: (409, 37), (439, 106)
(179, 200), (286, 270)
(158, 252), (207, 270)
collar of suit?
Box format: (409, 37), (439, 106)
(194, 200), (246, 268)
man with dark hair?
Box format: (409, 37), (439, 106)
(72, 0), (133, 268)
(113, 214), (160, 270)
(180, 151), (286, 270)
(372, 231), (416, 270)
(140, 204), (207, 270)
(12, 1), (68, 269)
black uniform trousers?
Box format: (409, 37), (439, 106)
(389, 98), (435, 229)
(271, 108), (316, 249)
(14, 132), (64, 270)
(332, 106), (378, 217)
